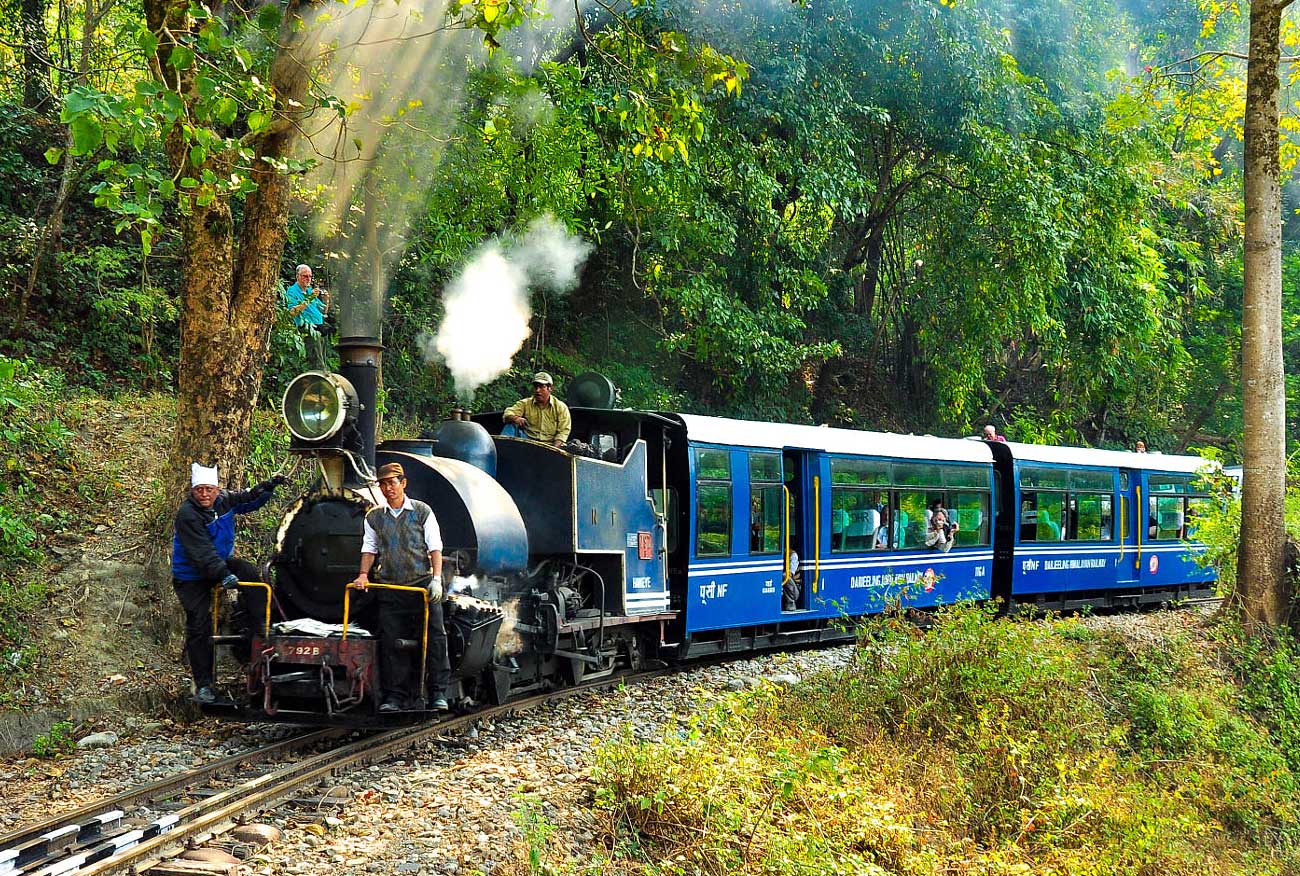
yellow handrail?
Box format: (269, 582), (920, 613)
(812, 475), (821, 594)
(782, 485), (792, 585)
(1135, 486), (1143, 571)
(344, 581), (431, 704)
(210, 581), (274, 638)
(1118, 494), (1127, 562)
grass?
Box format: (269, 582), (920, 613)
(507, 605), (1300, 876)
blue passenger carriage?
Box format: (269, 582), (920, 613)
(987, 443), (1217, 610)
(667, 415), (997, 657)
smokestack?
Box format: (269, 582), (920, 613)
(338, 336), (382, 479)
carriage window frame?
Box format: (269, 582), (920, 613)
(830, 486), (889, 553)
(1068, 492), (1113, 542)
(749, 452), (782, 556)
(694, 448), (732, 558)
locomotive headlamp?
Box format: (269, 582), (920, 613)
(282, 371), (358, 442)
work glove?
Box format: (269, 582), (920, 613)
(427, 575), (443, 603)
(267, 474), (288, 490)
(220, 574), (240, 591)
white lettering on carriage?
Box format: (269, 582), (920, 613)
(1043, 558), (1106, 570)
(698, 580), (729, 603)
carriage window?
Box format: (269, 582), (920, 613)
(1150, 495), (1185, 541)
(1020, 491), (1066, 542)
(944, 465), (989, 488)
(695, 449), (731, 557)
(1070, 493), (1113, 541)
(950, 491), (991, 547)
(894, 463), (943, 488)
(1070, 470), (1114, 492)
(896, 491), (931, 549)
(696, 485), (731, 556)
(1186, 496), (1213, 539)
(696, 449), (731, 480)
(831, 487), (888, 552)
(1021, 467), (1069, 489)
(830, 458), (890, 485)
(1148, 475), (1191, 494)
(749, 452), (782, 555)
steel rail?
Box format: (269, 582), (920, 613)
(0, 728), (344, 856)
(70, 670), (664, 876)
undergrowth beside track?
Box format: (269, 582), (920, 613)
(509, 605), (1300, 875)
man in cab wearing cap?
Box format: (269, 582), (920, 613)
(172, 463), (286, 704)
(351, 462), (450, 712)
(503, 371), (572, 447)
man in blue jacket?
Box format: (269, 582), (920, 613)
(172, 462), (284, 703)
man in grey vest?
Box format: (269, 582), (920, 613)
(351, 462), (450, 712)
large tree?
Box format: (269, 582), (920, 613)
(1238, 0), (1293, 628)
(62, 0), (539, 503)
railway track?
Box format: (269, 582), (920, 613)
(0, 670), (660, 876)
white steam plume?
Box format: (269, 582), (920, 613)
(421, 214), (593, 400)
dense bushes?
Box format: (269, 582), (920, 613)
(584, 606), (1300, 875)
(0, 357), (70, 655)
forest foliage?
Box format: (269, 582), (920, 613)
(0, 0), (1292, 456)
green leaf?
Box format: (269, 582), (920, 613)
(190, 144), (208, 167)
(195, 188), (214, 207)
(68, 115), (103, 155)
(168, 45), (195, 70)
(247, 110), (268, 132)
(214, 97), (239, 125)
(44, 147), (64, 165)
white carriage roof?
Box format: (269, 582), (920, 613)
(677, 414), (993, 464)
(1005, 442), (1215, 474)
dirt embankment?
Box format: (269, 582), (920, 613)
(2, 394), (189, 753)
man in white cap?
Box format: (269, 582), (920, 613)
(171, 463), (285, 704)
(502, 371), (571, 446)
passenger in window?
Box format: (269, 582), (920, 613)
(925, 498), (948, 525)
(873, 502), (891, 549)
(982, 424), (1006, 442)
(1135, 440), (1147, 453)
(926, 510), (956, 552)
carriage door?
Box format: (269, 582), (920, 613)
(781, 449), (819, 612)
(1116, 470), (1140, 589)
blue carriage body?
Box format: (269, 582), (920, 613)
(995, 442), (1216, 604)
(674, 416), (997, 635)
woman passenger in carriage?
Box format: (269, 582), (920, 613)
(925, 509), (956, 553)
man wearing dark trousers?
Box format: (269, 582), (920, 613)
(171, 462), (285, 704)
(351, 462), (450, 713)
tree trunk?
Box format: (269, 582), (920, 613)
(153, 0), (313, 504)
(20, 0), (52, 110)
(11, 0), (106, 336)
(12, 130), (75, 336)
(1238, 0), (1292, 629)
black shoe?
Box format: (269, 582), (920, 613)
(194, 686), (217, 705)
(429, 697), (448, 712)
(378, 699), (402, 713)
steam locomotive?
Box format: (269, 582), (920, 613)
(208, 334), (1218, 724)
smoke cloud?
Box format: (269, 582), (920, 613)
(418, 214), (593, 400)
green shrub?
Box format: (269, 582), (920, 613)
(588, 605), (1300, 875)
(31, 720), (74, 758)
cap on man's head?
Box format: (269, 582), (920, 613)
(532, 371), (554, 386)
(191, 462), (219, 488)
(377, 462), (405, 481)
